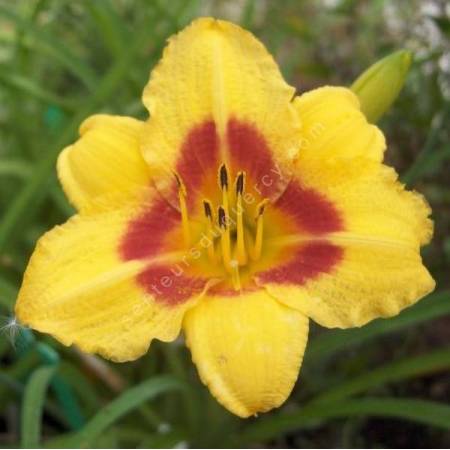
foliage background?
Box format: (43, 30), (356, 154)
(0, 0), (449, 448)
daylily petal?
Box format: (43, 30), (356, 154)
(294, 87), (385, 162)
(299, 157), (433, 247)
(141, 18), (301, 206)
(15, 190), (207, 362)
(57, 114), (150, 210)
(183, 290), (309, 418)
(256, 158), (434, 328)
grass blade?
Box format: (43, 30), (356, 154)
(21, 365), (56, 448)
(58, 362), (102, 414)
(0, 25), (151, 253)
(0, 71), (77, 110)
(0, 351), (39, 405)
(306, 290), (450, 363)
(61, 375), (186, 448)
(0, 276), (18, 310)
(0, 5), (98, 90)
(0, 160), (31, 179)
(240, 397), (450, 443)
(311, 347), (450, 405)
(84, 0), (128, 58)
(403, 104), (450, 185)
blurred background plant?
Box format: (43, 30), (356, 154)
(0, 0), (449, 448)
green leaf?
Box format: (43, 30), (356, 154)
(49, 182), (76, 218)
(50, 374), (85, 431)
(311, 347), (450, 405)
(164, 344), (202, 434)
(0, 351), (39, 405)
(21, 365), (57, 448)
(0, 71), (77, 110)
(138, 428), (188, 449)
(0, 159), (31, 180)
(0, 276), (18, 310)
(0, 371), (23, 395)
(0, 5), (98, 90)
(84, 0), (128, 58)
(430, 16), (450, 35)
(58, 362), (102, 414)
(241, 0), (257, 28)
(306, 290), (450, 363)
(240, 397), (450, 443)
(0, 24), (152, 253)
(59, 375), (186, 448)
(402, 105), (450, 185)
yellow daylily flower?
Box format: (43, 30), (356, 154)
(15, 18), (435, 418)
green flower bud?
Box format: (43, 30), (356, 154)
(351, 50), (412, 123)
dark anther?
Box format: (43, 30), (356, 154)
(203, 200), (212, 219)
(174, 172), (187, 196)
(236, 172), (244, 196)
(258, 203), (266, 216)
(219, 164), (228, 190)
(218, 206), (227, 229)
(174, 172), (182, 188)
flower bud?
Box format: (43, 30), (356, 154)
(351, 50), (412, 123)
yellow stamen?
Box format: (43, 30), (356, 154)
(230, 259), (241, 291)
(235, 172), (247, 265)
(219, 164), (230, 214)
(252, 199), (269, 261)
(175, 174), (190, 247)
(218, 206), (232, 272)
(203, 200), (216, 263)
(218, 166), (233, 271)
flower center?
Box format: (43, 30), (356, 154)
(175, 164), (269, 291)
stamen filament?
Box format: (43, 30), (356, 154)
(203, 200), (216, 263)
(219, 164), (230, 215)
(175, 174), (191, 247)
(235, 172), (247, 265)
(218, 206), (232, 272)
(230, 259), (241, 291)
(252, 199), (268, 261)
